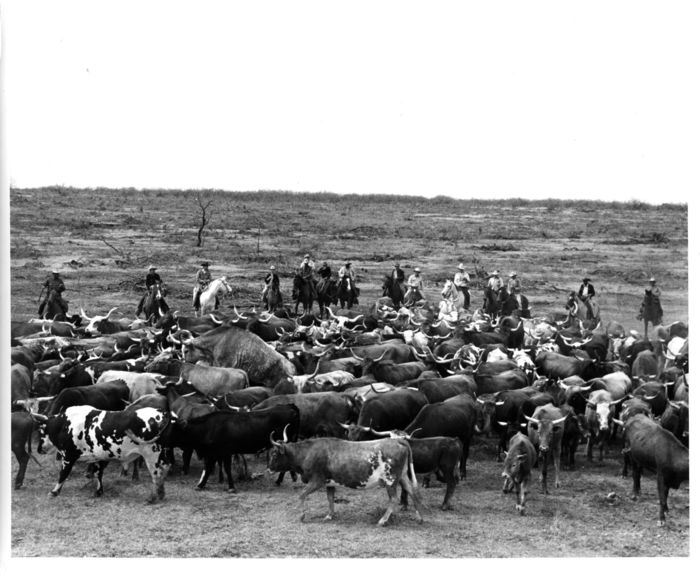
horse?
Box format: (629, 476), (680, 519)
(262, 284), (283, 313)
(382, 276), (405, 310)
(194, 277), (232, 317)
(483, 285), (508, 317)
(337, 276), (358, 309)
(440, 280), (468, 311)
(142, 282), (170, 324)
(316, 277), (338, 318)
(39, 290), (68, 320)
(500, 291), (530, 319)
(403, 286), (425, 309)
(293, 273), (315, 315)
(565, 291), (600, 326)
(638, 290), (663, 339)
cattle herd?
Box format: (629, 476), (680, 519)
(10, 297), (689, 531)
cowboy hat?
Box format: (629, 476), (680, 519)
(414, 267), (421, 272)
(270, 265), (276, 270)
(51, 269), (60, 274)
(582, 277), (590, 282)
(457, 263), (465, 270)
(148, 265), (156, 270)
(201, 261), (209, 267)
(303, 253), (310, 258)
(649, 277), (656, 282)
(509, 272), (517, 277)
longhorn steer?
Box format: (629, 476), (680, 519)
(584, 390), (623, 461)
(525, 403), (568, 493)
(343, 389), (428, 442)
(179, 325), (296, 388)
(267, 435), (424, 526)
(35, 405), (172, 501)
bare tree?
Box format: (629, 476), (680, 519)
(195, 194), (213, 247)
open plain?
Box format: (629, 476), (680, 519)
(9, 188), (689, 557)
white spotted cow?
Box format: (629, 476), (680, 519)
(34, 405), (172, 502)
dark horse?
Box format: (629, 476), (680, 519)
(483, 285), (509, 317)
(500, 292), (531, 319)
(142, 282), (170, 324)
(382, 276), (405, 309)
(293, 273), (315, 315)
(316, 277), (338, 318)
(39, 290), (68, 320)
(638, 290), (663, 339)
(337, 276), (359, 309)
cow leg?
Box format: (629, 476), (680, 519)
(50, 457), (78, 497)
(14, 450), (29, 490)
(223, 455), (236, 493)
(657, 473), (669, 527)
(298, 477), (325, 522)
(132, 458), (141, 482)
(441, 471), (457, 511)
(94, 461), (108, 496)
(586, 435), (594, 461)
(398, 474), (424, 523)
(195, 457), (216, 490)
(539, 451), (549, 494)
(181, 448), (193, 475)
(324, 486), (336, 521)
(142, 449), (170, 503)
(553, 449), (562, 489)
(631, 462), (642, 500)
(275, 471), (287, 486)
(399, 486), (409, 510)
(516, 478), (528, 515)
(378, 485), (399, 526)
(459, 447), (467, 480)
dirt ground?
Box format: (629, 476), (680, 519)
(8, 188), (689, 558)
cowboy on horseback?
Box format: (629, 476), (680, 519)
(637, 277), (663, 329)
(453, 263), (471, 307)
(38, 269), (68, 317)
(317, 261), (332, 292)
(297, 254), (318, 299)
(261, 265), (281, 310)
(578, 277), (595, 318)
(136, 265), (162, 317)
(193, 261), (214, 311)
(405, 267), (424, 307)
(338, 261), (358, 305)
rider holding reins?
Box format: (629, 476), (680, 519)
(136, 265), (162, 316)
(453, 263), (471, 307)
(578, 277), (595, 318)
(193, 261), (213, 311)
(298, 254), (318, 299)
(38, 269), (68, 317)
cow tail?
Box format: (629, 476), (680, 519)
(406, 445), (418, 489)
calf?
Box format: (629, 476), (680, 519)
(525, 403), (568, 493)
(501, 432), (537, 515)
(620, 414), (689, 526)
(35, 405), (172, 502)
(268, 435), (424, 526)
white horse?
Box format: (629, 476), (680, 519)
(194, 277), (233, 316)
(440, 280), (466, 311)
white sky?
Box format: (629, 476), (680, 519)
(2, 1), (699, 203)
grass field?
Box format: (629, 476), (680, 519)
(9, 187), (689, 558)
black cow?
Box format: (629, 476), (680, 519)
(535, 351), (599, 380)
(404, 393), (481, 479)
(46, 380), (130, 417)
(402, 374), (477, 403)
(171, 405), (300, 492)
(11, 411), (39, 489)
(620, 414), (689, 526)
(475, 368), (529, 395)
(254, 392), (355, 439)
(343, 389), (429, 441)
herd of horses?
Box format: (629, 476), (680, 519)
(42, 271), (665, 333)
